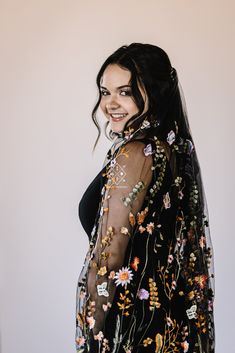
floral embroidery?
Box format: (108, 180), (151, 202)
(155, 333), (163, 353)
(75, 336), (86, 347)
(128, 212), (136, 227)
(120, 226), (130, 236)
(194, 274), (208, 289)
(149, 278), (161, 310)
(86, 316), (95, 329)
(94, 331), (104, 341)
(117, 289), (132, 316)
(122, 181), (145, 207)
(136, 207), (148, 224)
(146, 222), (155, 234)
(108, 270), (115, 279)
(97, 266), (107, 276)
(75, 136), (215, 353)
(130, 256), (140, 271)
(137, 288), (149, 300)
(97, 282), (109, 297)
(186, 304), (198, 319)
(102, 302), (112, 311)
(163, 192), (171, 209)
(143, 143), (153, 156)
(114, 267), (133, 287)
(143, 337), (153, 347)
(166, 130), (176, 145)
(138, 225), (146, 233)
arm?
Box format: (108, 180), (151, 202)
(87, 140), (153, 335)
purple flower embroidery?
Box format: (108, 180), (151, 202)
(143, 144), (153, 156)
(186, 139), (194, 154)
(137, 288), (149, 300)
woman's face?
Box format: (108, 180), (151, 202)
(99, 64), (147, 133)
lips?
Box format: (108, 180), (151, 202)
(109, 113), (128, 122)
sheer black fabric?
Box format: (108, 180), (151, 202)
(75, 126), (215, 353)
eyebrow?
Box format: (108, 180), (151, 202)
(100, 85), (131, 90)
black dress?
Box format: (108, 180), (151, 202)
(75, 136), (215, 353)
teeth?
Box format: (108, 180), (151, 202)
(110, 113), (127, 118)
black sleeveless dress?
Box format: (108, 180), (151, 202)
(79, 167), (105, 240)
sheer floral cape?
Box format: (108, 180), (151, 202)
(75, 120), (215, 353)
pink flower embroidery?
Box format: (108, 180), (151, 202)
(139, 225), (146, 233)
(86, 316), (95, 329)
(76, 336), (86, 347)
(166, 316), (174, 327)
(108, 271), (115, 279)
(146, 222), (155, 234)
(94, 331), (104, 341)
(181, 340), (189, 352)
(199, 235), (206, 249)
(163, 192), (171, 209)
(102, 302), (112, 311)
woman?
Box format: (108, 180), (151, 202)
(75, 43), (215, 353)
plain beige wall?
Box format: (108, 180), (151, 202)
(1, 1), (234, 352)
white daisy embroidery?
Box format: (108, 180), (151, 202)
(114, 267), (133, 287)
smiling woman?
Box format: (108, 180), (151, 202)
(75, 43), (215, 353)
(99, 64), (148, 133)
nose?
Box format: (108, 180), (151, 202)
(105, 95), (120, 111)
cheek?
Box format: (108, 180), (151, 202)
(99, 101), (106, 114)
(128, 101), (139, 114)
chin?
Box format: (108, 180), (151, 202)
(110, 123), (125, 133)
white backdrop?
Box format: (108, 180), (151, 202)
(0, 1), (234, 352)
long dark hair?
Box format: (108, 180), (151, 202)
(92, 43), (192, 149)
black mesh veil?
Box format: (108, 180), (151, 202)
(75, 54), (215, 352)
(178, 79), (215, 296)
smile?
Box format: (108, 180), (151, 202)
(110, 113), (128, 120)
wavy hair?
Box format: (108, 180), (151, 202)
(92, 43), (192, 149)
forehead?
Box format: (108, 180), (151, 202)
(100, 64), (131, 87)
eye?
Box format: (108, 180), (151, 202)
(100, 90), (109, 96)
(120, 89), (132, 96)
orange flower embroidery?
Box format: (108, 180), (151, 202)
(129, 212), (136, 227)
(137, 207), (149, 225)
(130, 256), (140, 271)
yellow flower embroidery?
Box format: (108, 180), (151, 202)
(97, 266), (107, 276)
(155, 333), (163, 353)
(143, 337), (153, 347)
(149, 278), (161, 310)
